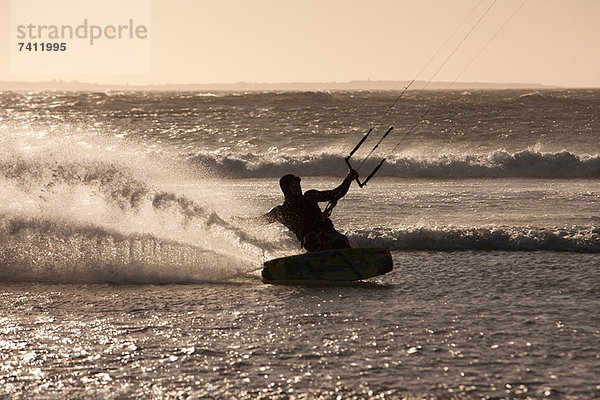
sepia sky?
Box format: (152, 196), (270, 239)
(1, 0), (599, 87)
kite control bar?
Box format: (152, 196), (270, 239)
(345, 126), (393, 188)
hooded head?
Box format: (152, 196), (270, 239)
(279, 174), (302, 198)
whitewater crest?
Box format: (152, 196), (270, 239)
(189, 149), (600, 179)
(348, 226), (600, 253)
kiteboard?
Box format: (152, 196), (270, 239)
(262, 247), (393, 284)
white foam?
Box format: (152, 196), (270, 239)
(188, 149), (600, 179)
(348, 226), (600, 253)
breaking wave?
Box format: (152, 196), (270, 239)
(348, 226), (600, 253)
(189, 149), (600, 179)
(507, 91), (593, 108)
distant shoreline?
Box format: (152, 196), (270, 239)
(0, 79), (570, 92)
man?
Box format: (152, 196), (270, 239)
(261, 169), (359, 252)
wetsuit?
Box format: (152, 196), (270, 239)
(265, 176), (352, 252)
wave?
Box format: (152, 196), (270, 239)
(2, 221), (596, 284)
(189, 149), (600, 179)
(348, 226), (600, 253)
(1, 132), (597, 285)
(3, 221), (596, 284)
(508, 91), (591, 108)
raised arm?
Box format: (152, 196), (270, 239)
(304, 169), (359, 203)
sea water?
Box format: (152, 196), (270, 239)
(0, 90), (598, 398)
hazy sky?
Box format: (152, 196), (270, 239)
(1, 0), (599, 87)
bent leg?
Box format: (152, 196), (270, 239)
(302, 229), (351, 252)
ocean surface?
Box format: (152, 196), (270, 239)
(0, 89), (598, 399)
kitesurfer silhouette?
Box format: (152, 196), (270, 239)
(261, 169), (359, 252)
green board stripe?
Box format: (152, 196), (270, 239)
(337, 250), (364, 280)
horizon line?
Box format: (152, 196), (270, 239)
(0, 78), (584, 91)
